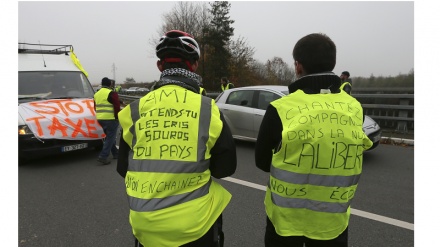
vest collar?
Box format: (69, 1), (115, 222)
(153, 68), (201, 94)
(288, 72), (342, 94)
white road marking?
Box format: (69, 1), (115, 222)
(221, 176), (414, 231)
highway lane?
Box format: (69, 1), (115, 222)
(18, 142), (414, 246)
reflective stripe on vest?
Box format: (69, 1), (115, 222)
(266, 89), (373, 239)
(270, 192), (350, 213)
(125, 91), (213, 212)
(129, 159), (210, 173)
(271, 166), (361, 187)
(94, 87), (114, 120)
(128, 178), (212, 212)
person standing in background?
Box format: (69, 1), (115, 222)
(220, 77), (234, 91)
(115, 84), (122, 93)
(340, 71), (352, 94)
(94, 77), (121, 165)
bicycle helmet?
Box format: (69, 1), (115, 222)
(156, 30), (200, 61)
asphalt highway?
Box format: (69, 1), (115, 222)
(18, 141), (414, 247)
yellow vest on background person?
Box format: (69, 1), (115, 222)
(118, 84), (231, 247)
(340, 81), (352, 94)
(221, 83), (233, 91)
(266, 90), (372, 240)
(340, 81), (351, 89)
(94, 87), (115, 120)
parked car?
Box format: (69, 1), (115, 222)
(126, 87), (140, 94)
(363, 115), (382, 150)
(137, 87), (150, 92)
(215, 85), (381, 150)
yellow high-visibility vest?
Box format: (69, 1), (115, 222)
(340, 81), (352, 94)
(94, 87), (115, 120)
(221, 83), (233, 91)
(266, 89), (372, 240)
(118, 84), (231, 247)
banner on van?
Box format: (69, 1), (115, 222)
(19, 98), (105, 140)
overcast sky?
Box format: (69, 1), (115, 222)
(17, 1), (414, 85)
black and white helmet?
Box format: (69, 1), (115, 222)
(156, 30), (200, 61)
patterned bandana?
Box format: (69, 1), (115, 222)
(153, 68), (202, 94)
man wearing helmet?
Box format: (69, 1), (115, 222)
(117, 30), (237, 247)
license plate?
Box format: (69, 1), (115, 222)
(62, 143), (88, 152)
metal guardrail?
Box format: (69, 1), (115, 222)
(120, 90), (414, 134)
(352, 93), (414, 133)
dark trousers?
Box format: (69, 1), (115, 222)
(264, 217), (348, 247)
(97, 119), (119, 159)
(135, 214), (224, 247)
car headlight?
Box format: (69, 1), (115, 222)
(19, 125), (33, 135)
(363, 122), (379, 131)
(371, 133), (382, 143)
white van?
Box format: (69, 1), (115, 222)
(18, 43), (105, 162)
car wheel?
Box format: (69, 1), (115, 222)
(369, 141), (380, 150)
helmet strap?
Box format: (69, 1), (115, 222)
(164, 58), (182, 63)
(185, 60), (194, 72)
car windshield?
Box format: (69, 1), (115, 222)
(18, 71), (95, 101)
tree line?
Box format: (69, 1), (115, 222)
(122, 1), (413, 93)
(352, 69), (414, 89)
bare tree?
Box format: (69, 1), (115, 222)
(229, 36), (255, 66)
(146, 2), (211, 60)
(265, 57), (295, 85)
(228, 36), (256, 86)
(160, 2), (211, 37)
(124, 77), (136, 83)
(252, 60), (268, 81)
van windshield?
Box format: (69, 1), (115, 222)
(18, 71), (95, 101)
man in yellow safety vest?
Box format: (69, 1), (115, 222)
(220, 77), (234, 91)
(93, 77), (121, 165)
(255, 33), (372, 247)
(340, 71), (352, 94)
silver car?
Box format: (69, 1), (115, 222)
(126, 87), (140, 93)
(215, 85), (381, 150)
